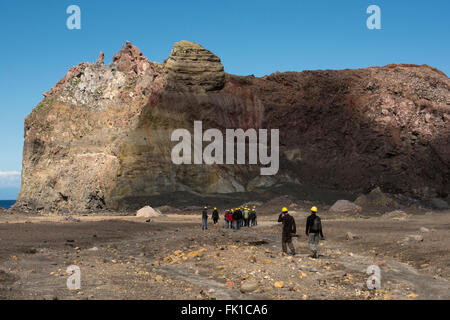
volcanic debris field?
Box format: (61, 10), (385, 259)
(0, 202), (449, 300)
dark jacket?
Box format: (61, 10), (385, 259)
(278, 213), (296, 236)
(202, 210), (208, 220)
(212, 210), (219, 220)
(305, 213), (324, 237)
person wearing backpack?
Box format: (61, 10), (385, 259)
(212, 207), (219, 226)
(278, 207), (297, 255)
(252, 206), (258, 226)
(305, 206), (325, 258)
(235, 208), (243, 230)
(249, 209), (256, 227)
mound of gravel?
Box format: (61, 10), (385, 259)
(136, 206), (162, 218)
(329, 200), (362, 214)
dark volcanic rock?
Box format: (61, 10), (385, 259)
(17, 41), (450, 213)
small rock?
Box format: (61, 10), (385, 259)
(274, 281), (284, 288)
(409, 235), (424, 242)
(419, 227), (429, 233)
(240, 280), (259, 293)
(346, 232), (360, 240)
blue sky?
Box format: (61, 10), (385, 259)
(0, 0), (449, 199)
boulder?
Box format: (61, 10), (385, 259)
(428, 198), (449, 210)
(354, 187), (398, 208)
(136, 206), (161, 218)
(329, 200), (362, 214)
(382, 210), (408, 220)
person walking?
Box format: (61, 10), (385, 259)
(252, 206), (258, 226)
(278, 207), (296, 255)
(232, 209), (238, 229)
(212, 207), (219, 226)
(249, 209), (256, 227)
(225, 209), (232, 229)
(305, 206), (325, 258)
(235, 208), (242, 230)
(243, 207), (250, 227)
(202, 206), (208, 230)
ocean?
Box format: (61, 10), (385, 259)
(0, 200), (16, 210)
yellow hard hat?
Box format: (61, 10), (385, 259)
(204, 206), (207, 209)
(252, 209), (255, 211)
(231, 209), (234, 212)
(311, 206), (318, 213)
(282, 207), (288, 213)
(214, 207), (217, 210)
(253, 205), (256, 208)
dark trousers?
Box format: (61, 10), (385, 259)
(282, 234), (295, 254)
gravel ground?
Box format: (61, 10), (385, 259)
(0, 209), (449, 300)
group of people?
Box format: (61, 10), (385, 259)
(201, 204), (325, 259)
(278, 206), (325, 259)
(224, 206), (258, 229)
(201, 206), (258, 230)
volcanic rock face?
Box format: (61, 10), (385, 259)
(164, 40), (225, 93)
(17, 40), (450, 213)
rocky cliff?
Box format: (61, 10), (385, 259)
(17, 41), (450, 213)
